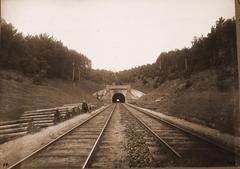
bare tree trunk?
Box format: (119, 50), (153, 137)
(185, 55), (188, 72)
(72, 62), (75, 81)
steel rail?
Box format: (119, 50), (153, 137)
(126, 103), (239, 157)
(122, 104), (182, 158)
(7, 104), (112, 169)
(82, 104), (117, 169)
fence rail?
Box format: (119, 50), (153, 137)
(0, 102), (98, 144)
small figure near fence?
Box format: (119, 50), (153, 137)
(96, 92), (104, 107)
(77, 106), (81, 114)
(54, 109), (61, 124)
(81, 100), (89, 113)
(72, 107), (77, 116)
(65, 109), (73, 119)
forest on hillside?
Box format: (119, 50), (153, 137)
(117, 17), (238, 90)
(1, 19), (90, 79)
(0, 17), (238, 88)
(1, 19), (115, 84)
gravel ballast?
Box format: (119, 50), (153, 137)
(128, 104), (240, 155)
(120, 104), (176, 167)
(0, 106), (107, 167)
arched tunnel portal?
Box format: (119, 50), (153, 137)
(112, 93), (125, 103)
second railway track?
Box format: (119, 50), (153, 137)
(8, 104), (116, 169)
(7, 103), (238, 168)
(123, 103), (237, 167)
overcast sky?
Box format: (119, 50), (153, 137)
(2, 0), (235, 71)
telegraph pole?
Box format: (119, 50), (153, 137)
(72, 62), (75, 82)
(184, 55), (188, 72)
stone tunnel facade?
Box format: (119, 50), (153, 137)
(93, 85), (145, 104)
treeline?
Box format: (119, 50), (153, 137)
(1, 19), (91, 80)
(1, 17), (238, 87)
(88, 69), (116, 84)
(117, 17), (238, 88)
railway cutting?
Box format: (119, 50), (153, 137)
(7, 103), (239, 169)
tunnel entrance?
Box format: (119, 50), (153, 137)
(112, 93), (125, 103)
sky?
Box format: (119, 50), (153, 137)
(2, 0), (236, 71)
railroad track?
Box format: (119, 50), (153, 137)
(6, 103), (238, 168)
(120, 104), (179, 167)
(8, 104), (116, 169)
(85, 103), (181, 168)
(123, 103), (237, 167)
(83, 103), (127, 168)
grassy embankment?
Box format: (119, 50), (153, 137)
(0, 70), (103, 121)
(136, 69), (239, 135)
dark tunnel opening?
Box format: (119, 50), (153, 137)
(112, 93), (125, 103)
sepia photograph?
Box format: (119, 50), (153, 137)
(1, 0), (240, 168)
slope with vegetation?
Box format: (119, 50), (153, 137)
(0, 19), (110, 121)
(117, 17), (239, 135)
(0, 19), (116, 84)
(0, 17), (239, 135)
(1, 19), (91, 79)
(0, 69), (103, 121)
(117, 17), (237, 89)
(136, 69), (239, 135)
